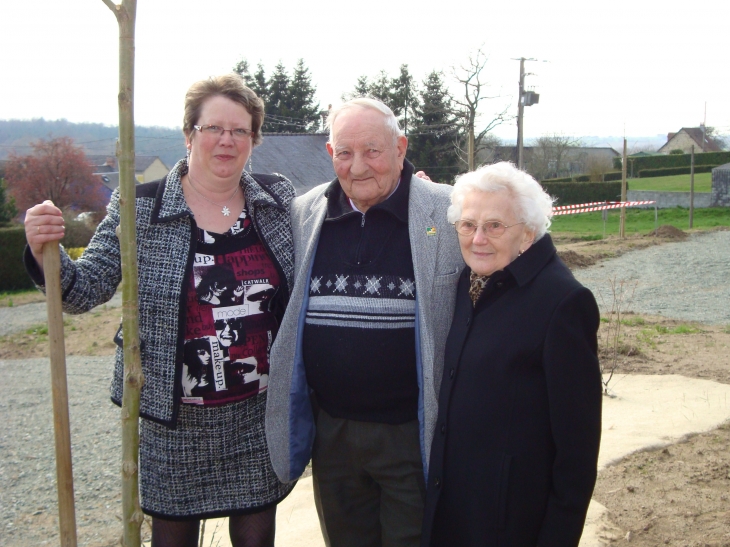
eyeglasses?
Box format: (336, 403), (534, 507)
(453, 219), (525, 238)
(194, 125), (253, 141)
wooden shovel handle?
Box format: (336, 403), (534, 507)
(43, 241), (78, 547)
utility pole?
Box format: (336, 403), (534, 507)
(517, 58), (526, 169)
(513, 57), (540, 170)
(620, 138), (627, 238)
(701, 102), (707, 152)
(690, 145), (695, 228)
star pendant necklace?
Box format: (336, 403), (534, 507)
(187, 173), (240, 217)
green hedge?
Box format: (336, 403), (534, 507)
(0, 226), (34, 291)
(603, 171), (624, 181)
(543, 172), (623, 183)
(613, 151), (730, 171)
(541, 176), (572, 183)
(540, 181), (624, 206)
(638, 164), (718, 178)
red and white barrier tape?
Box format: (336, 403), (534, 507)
(552, 200), (656, 216)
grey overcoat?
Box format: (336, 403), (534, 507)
(265, 173), (464, 483)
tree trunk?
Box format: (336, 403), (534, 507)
(100, 1), (143, 546)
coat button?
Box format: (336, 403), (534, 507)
(434, 478), (441, 488)
(449, 367), (455, 379)
(440, 424), (446, 434)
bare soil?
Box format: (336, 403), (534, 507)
(0, 290), (47, 308)
(593, 313), (730, 546)
(553, 227), (692, 271)
(0, 304), (119, 359)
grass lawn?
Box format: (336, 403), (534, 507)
(551, 206), (730, 236)
(628, 172), (712, 193)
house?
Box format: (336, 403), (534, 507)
(658, 127), (724, 155)
(250, 133), (334, 195)
(87, 155), (170, 190)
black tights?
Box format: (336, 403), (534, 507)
(151, 506), (276, 547)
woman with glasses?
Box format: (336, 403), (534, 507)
(421, 162), (602, 547)
(24, 74), (294, 546)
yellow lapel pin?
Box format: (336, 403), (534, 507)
(426, 227), (437, 236)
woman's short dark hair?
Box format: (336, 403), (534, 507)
(183, 73), (265, 146)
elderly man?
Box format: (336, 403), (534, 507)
(266, 98), (463, 546)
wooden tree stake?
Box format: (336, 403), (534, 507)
(43, 240), (78, 547)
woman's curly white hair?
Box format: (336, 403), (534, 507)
(448, 162), (555, 241)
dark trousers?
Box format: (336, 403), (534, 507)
(312, 409), (425, 547)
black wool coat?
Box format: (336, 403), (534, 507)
(422, 234), (602, 547)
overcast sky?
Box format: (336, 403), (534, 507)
(2, 0), (728, 146)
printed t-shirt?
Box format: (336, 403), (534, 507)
(181, 208), (280, 406)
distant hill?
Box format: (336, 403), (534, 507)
(0, 118), (186, 169)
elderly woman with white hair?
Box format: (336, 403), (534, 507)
(421, 162), (602, 547)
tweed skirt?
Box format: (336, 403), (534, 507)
(139, 392), (294, 519)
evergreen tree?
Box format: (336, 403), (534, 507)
(368, 70), (393, 106)
(287, 59), (320, 133)
(266, 61), (291, 132)
(409, 71), (462, 183)
(390, 64), (416, 134)
(342, 76), (370, 101)
(232, 58), (255, 88)
(0, 178), (18, 226)
(354, 76), (370, 97)
(232, 58), (269, 105)
(344, 66), (416, 134)
(251, 63), (269, 105)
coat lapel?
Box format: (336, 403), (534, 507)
(409, 176), (438, 304)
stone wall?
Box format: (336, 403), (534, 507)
(712, 167), (730, 207)
(626, 190), (713, 209)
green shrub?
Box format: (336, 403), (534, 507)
(61, 215), (96, 248)
(613, 151), (730, 171)
(603, 171), (624, 181)
(66, 247), (85, 261)
(541, 176), (572, 183)
(669, 149), (684, 155)
(540, 181), (624, 206)
(638, 165), (718, 178)
(0, 227), (34, 291)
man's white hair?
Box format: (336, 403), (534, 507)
(448, 162), (555, 240)
(326, 97), (404, 143)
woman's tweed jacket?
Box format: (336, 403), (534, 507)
(25, 160), (295, 427)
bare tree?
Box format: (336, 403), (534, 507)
(100, 1), (144, 546)
(584, 156), (614, 182)
(704, 126), (728, 150)
(451, 48), (511, 170)
(529, 133), (582, 180)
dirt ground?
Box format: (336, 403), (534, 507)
(3, 228), (729, 545)
(591, 313), (730, 546)
(0, 303), (119, 359)
(553, 224), (697, 270)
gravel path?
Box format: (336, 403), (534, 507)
(0, 232), (728, 545)
(0, 292), (122, 337)
(0, 356), (122, 547)
(573, 230), (730, 326)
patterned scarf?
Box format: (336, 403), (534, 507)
(469, 271), (490, 307)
